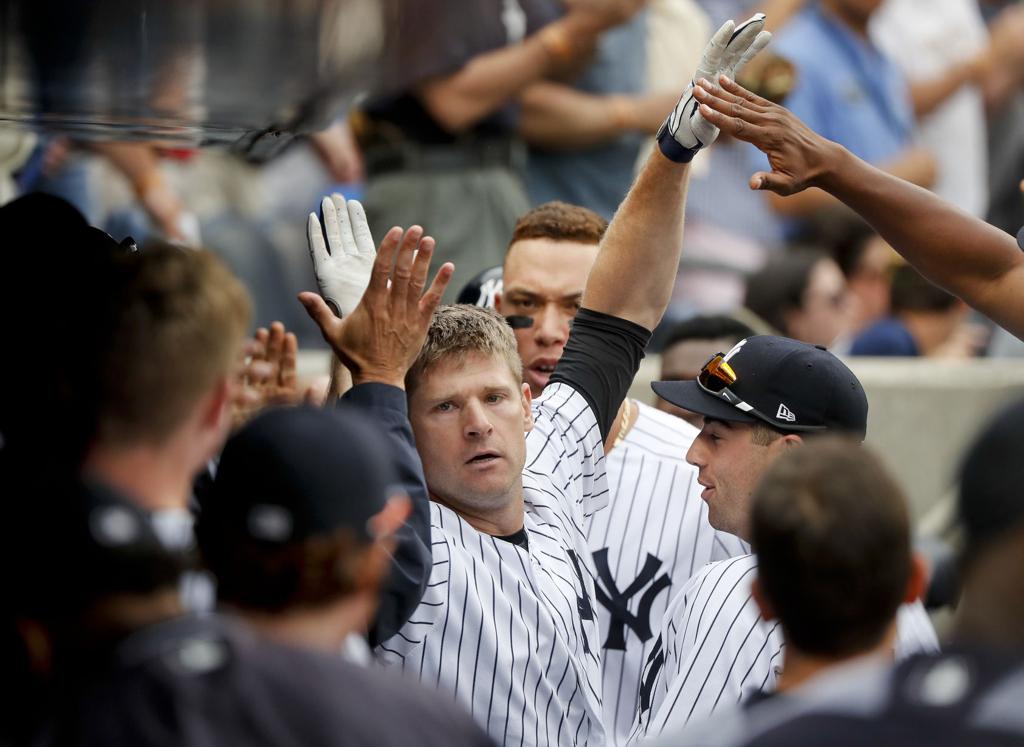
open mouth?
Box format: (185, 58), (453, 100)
(532, 363), (556, 374)
(466, 451), (501, 465)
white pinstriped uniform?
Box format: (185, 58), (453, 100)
(629, 554), (940, 741)
(592, 402), (748, 744)
(375, 383), (607, 747)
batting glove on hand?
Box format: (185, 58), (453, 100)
(657, 13), (772, 163)
(307, 195), (376, 318)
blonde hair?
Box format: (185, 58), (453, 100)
(406, 305), (522, 394)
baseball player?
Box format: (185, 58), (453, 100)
(468, 200), (749, 743)
(299, 16), (772, 745)
(656, 400), (1024, 747)
(630, 336), (939, 740)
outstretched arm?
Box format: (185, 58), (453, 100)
(582, 15), (771, 331)
(693, 75), (1024, 339)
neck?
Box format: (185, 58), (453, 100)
(777, 626), (896, 693)
(432, 488), (526, 536)
(605, 398), (638, 454)
(240, 597), (372, 653)
(83, 441), (197, 511)
(900, 312), (953, 356)
(821, 1), (870, 38)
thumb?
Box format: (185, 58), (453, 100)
(749, 171), (798, 196)
(298, 292), (342, 337)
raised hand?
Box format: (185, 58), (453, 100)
(691, 74), (840, 195)
(231, 322), (306, 429)
(299, 225), (453, 389)
(656, 14), (771, 163)
(307, 194), (377, 318)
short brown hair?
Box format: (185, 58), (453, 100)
(751, 438), (911, 657)
(508, 201), (608, 249)
(406, 305), (522, 394)
(95, 243), (251, 446)
(203, 526), (368, 613)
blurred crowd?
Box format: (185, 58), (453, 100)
(2, 1), (1024, 746)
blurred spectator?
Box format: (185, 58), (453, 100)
(850, 265), (981, 358)
(520, 1), (708, 219)
(355, 0), (644, 302)
(872, 0), (1024, 218)
(654, 314), (755, 426)
(742, 249), (849, 348)
(833, 228), (899, 337)
(756, 0), (935, 233)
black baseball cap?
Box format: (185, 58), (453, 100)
(958, 397), (1024, 560)
(199, 406), (400, 548)
(652, 335), (868, 437)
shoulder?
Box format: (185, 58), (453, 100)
(666, 555), (759, 628)
(624, 402), (700, 456)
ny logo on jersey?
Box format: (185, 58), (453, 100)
(593, 549), (672, 651)
(566, 549), (595, 655)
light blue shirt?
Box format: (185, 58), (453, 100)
(766, 5), (914, 164)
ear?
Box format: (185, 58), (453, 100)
(367, 495), (412, 542)
(750, 575), (775, 622)
(904, 551), (929, 604)
(203, 375), (233, 433)
(521, 382), (534, 433)
(494, 290), (504, 314)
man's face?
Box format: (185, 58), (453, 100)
(496, 238), (600, 396)
(657, 336), (741, 427)
(408, 352), (533, 519)
(685, 419), (790, 540)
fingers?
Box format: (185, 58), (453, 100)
(280, 332), (298, 391)
(699, 19), (734, 76)
(266, 322), (285, 371)
(347, 200), (377, 258)
(722, 13), (766, 72)
(307, 213), (330, 268)
(749, 171), (797, 196)
(251, 327), (269, 362)
(390, 226), (424, 309)
(298, 291), (343, 342)
(732, 30), (772, 77)
(407, 236), (435, 313)
(719, 74), (776, 109)
(693, 83), (771, 125)
(419, 262), (455, 320)
(332, 193), (359, 257)
(368, 226), (405, 294)
(321, 196), (342, 256)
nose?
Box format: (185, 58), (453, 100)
(686, 434), (708, 469)
(463, 399), (494, 439)
(534, 304), (570, 347)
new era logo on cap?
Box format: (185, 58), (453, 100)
(776, 403), (796, 423)
(650, 335), (869, 438)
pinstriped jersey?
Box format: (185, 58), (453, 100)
(375, 383), (607, 747)
(629, 554), (941, 741)
(592, 402), (749, 744)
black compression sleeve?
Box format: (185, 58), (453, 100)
(548, 308), (652, 441)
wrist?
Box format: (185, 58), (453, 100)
(812, 140), (852, 193)
(608, 95), (635, 132)
(351, 368), (407, 390)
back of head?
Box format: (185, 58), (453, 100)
(890, 264), (958, 315)
(197, 406), (398, 614)
(955, 398), (1024, 648)
(507, 200), (608, 250)
(751, 437), (911, 657)
(407, 305), (522, 393)
(744, 249), (825, 335)
(93, 242), (251, 448)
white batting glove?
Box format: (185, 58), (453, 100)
(657, 13), (772, 163)
(306, 194), (376, 318)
